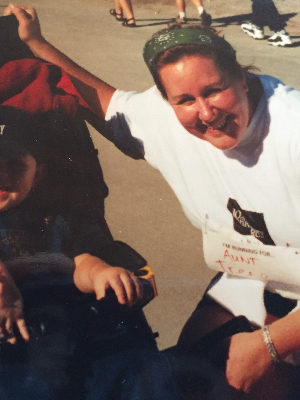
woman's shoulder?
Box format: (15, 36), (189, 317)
(258, 74), (300, 104)
(106, 86), (170, 117)
(259, 75), (300, 155)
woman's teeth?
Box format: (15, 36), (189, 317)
(206, 116), (228, 130)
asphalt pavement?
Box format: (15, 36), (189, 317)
(2, 0), (299, 349)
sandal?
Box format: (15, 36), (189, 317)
(109, 9), (124, 21)
(122, 18), (136, 27)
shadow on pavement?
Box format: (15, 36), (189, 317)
(134, 12), (297, 28)
(286, 38), (300, 47)
(134, 18), (175, 27)
(212, 12), (297, 28)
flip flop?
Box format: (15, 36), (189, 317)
(122, 18), (136, 27)
(109, 9), (124, 21)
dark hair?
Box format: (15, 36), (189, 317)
(150, 25), (255, 99)
(0, 106), (48, 163)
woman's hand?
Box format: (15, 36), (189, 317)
(0, 268), (29, 344)
(74, 254), (143, 306)
(3, 4), (44, 45)
(226, 330), (272, 393)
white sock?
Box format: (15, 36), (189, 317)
(197, 6), (204, 15)
(179, 11), (186, 18)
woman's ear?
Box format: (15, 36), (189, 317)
(240, 67), (248, 92)
(33, 163), (47, 187)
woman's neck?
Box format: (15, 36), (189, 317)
(247, 75), (264, 122)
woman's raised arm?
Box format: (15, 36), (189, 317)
(4, 4), (116, 117)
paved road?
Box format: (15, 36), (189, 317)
(2, 0), (299, 349)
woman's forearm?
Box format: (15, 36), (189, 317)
(28, 39), (116, 117)
(268, 307), (300, 360)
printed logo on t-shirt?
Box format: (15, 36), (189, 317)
(227, 198), (275, 245)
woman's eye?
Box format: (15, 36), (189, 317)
(204, 88), (222, 97)
(178, 96), (195, 105)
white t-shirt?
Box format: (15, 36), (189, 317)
(106, 75), (300, 328)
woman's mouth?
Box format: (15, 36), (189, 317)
(205, 115), (232, 131)
(194, 115), (233, 136)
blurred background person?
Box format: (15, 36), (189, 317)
(110, 0), (136, 27)
(175, 0), (212, 26)
(241, 0), (291, 47)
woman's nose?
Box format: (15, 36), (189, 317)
(196, 98), (215, 123)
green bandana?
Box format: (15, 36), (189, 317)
(143, 27), (236, 70)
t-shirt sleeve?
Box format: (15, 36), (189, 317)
(105, 90), (146, 160)
(105, 86), (178, 171)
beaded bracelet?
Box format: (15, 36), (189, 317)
(262, 325), (281, 364)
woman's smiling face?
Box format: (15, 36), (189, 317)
(159, 55), (251, 150)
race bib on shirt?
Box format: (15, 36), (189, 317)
(203, 224), (300, 286)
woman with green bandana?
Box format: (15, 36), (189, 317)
(5, 4), (300, 399)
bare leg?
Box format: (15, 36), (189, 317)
(176, 0), (186, 14)
(175, 0), (187, 23)
(114, 0), (123, 15)
(191, 0), (205, 16)
(112, 0), (124, 20)
(118, 0), (135, 23)
(190, 0), (204, 8)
